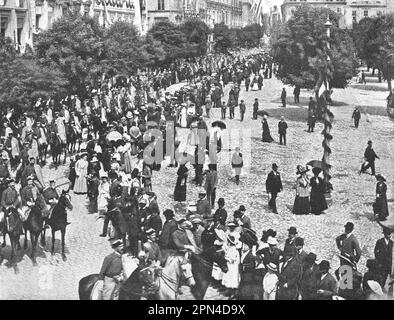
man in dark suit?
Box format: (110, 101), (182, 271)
(276, 251), (303, 300)
(278, 116), (288, 145)
(316, 260), (337, 300)
(295, 237), (308, 265)
(299, 252), (319, 300)
(253, 98), (259, 120)
(360, 140), (379, 175)
(335, 222), (362, 266)
(374, 227), (393, 287)
(234, 206), (251, 230)
(283, 226), (298, 258)
(281, 88), (287, 108)
(196, 191), (212, 219)
(239, 100), (246, 121)
(265, 163), (283, 214)
(158, 209), (177, 250)
(352, 107), (361, 128)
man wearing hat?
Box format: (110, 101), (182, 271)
(158, 209), (177, 251)
(42, 179), (59, 218)
(299, 252), (319, 300)
(315, 260), (337, 300)
(171, 219), (198, 254)
(234, 207), (251, 230)
(335, 222), (362, 266)
(196, 190), (211, 219)
(0, 179), (21, 230)
(21, 157), (44, 190)
(190, 215), (204, 250)
(360, 140), (379, 175)
(204, 164), (218, 208)
(20, 175), (48, 219)
(256, 236), (282, 270)
(278, 116), (288, 146)
(213, 198), (227, 227)
(98, 239), (125, 300)
(374, 227), (393, 288)
(265, 163), (283, 214)
(142, 228), (162, 267)
(283, 227), (298, 258)
(294, 237), (307, 265)
(276, 249), (303, 300)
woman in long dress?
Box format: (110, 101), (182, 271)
(309, 167), (328, 215)
(293, 165), (311, 215)
(174, 164), (188, 202)
(74, 153), (89, 194)
(374, 174), (389, 221)
(98, 174), (110, 215)
(221, 235), (241, 297)
(262, 115), (274, 143)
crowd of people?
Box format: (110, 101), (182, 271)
(0, 47), (391, 301)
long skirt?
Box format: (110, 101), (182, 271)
(74, 175), (87, 194)
(123, 151), (133, 174)
(174, 180), (186, 202)
(374, 196), (389, 220)
(310, 190), (328, 214)
(293, 196), (310, 215)
(262, 130), (274, 143)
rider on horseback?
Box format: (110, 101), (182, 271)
(42, 180), (59, 220)
(0, 179), (21, 231)
(20, 175), (48, 220)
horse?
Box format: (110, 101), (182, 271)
(190, 246), (229, 300)
(1, 207), (23, 263)
(155, 254), (195, 300)
(66, 124), (81, 154)
(48, 132), (67, 165)
(41, 190), (73, 261)
(23, 203), (45, 265)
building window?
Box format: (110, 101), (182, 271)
(15, 0), (24, 7)
(337, 8), (341, 14)
(0, 0), (6, 6)
(35, 14), (40, 29)
(158, 0), (164, 10)
(352, 10), (356, 17)
(0, 15), (8, 37)
(364, 10), (368, 17)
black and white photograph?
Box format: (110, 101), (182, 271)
(0, 0), (394, 304)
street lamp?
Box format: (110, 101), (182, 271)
(324, 16), (332, 50)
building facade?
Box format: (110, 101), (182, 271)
(281, 0), (392, 29)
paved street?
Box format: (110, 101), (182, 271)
(0, 72), (393, 299)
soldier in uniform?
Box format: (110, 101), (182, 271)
(142, 228), (162, 267)
(171, 219), (198, 254)
(20, 175), (47, 219)
(42, 179), (59, 218)
(98, 239), (125, 300)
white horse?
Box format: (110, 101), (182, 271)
(154, 254), (195, 300)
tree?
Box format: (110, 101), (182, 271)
(180, 18), (210, 56)
(270, 6), (358, 93)
(238, 24), (265, 48)
(147, 20), (190, 62)
(213, 23), (234, 53)
(35, 12), (106, 98)
(353, 14), (394, 93)
(0, 37), (67, 115)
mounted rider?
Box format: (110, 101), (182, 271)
(20, 175), (48, 220)
(0, 179), (21, 228)
(20, 157), (44, 190)
(142, 228), (162, 267)
(98, 239), (125, 300)
(42, 179), (59, 219)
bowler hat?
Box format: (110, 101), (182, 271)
(239, 205), (246, 212)
(163, 209), (175, 218)
(305, 252), (317, 265)
(288, 226), (298, 235)
(375, 174), (386, 182)
(272, 163), (278, 169)
(294, 237), (304, 246)
(319, 260), (330, 271)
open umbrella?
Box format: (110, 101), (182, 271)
(211, 120), (226, 130)
(106, 130), (123, 142)
(378, 218), (394, 231)
(306, 160), (332, 169)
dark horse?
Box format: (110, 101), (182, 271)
(190, 246), (229, 300)
(23, 203), (45, 265)
(78, 266), (145, 300)
(41, 190), (73, 261)
(48, 132), (67, 165)
(1, 207), (23, 263)
(66, 124), (81, 154)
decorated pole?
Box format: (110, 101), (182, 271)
(322, 16), (334, 194)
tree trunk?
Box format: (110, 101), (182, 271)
(388, 78), (392, 93)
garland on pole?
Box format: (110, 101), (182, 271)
(321, 99), (334, 193)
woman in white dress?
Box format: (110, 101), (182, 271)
(98, 174), (110, 215)
(74, 153), (89, 194)
(221, 235), (241, 297)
